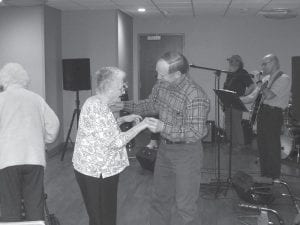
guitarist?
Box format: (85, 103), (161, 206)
(240, 54), (291, 180)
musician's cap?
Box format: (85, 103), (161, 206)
(227, 55), (243, 63)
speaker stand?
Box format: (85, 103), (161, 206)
(61, 90), (81, 161)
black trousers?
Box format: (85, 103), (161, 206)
(74, 170), (119, 225)
(0, 165), (45, 221)
(257, 104), (283, 179)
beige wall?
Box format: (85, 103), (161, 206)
(117, 11), (133, 99)
(133, 16), (300, 122)
(0, 5), (64, 149)
(0, 6), (45, 97)
(44, 6), (64, 147)
(2, 7), (299, 139)
(61, 10), (118, 140)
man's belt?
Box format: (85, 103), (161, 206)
(161, 138), (187, 145)
(262, 104), (282, 111)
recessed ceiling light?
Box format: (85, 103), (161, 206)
(138, 8), (146, 13)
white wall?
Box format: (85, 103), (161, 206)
(0, 6), (45, 97)
(133, 16), (300, 122)
(117, 11), (133, 99)
(62, 10), (118, 140)
(44, 6), (64, 147)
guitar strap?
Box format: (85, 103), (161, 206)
(249, 71), (284, 126)
(266, 70), (283, 90)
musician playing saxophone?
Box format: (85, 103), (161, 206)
(240, 54), (291, 180)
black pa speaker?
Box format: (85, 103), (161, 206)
(232, 171), (275, 205)
(62, 58), (91, 91)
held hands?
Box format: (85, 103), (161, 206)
(143, 117), (164, 133)
(132, 117), (164, 133)
(121, 114), (142, 124)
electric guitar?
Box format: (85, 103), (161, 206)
(249, 81), (269, 127)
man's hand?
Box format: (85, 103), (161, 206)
(109, 101), (124, 112)
(144, 117), (164, 133)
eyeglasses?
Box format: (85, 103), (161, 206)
(261, 60), (272, 67)
(157, 72), (168, 77)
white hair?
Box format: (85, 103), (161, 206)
(0, 63), (30, 89)
(95, 67), (125, 94)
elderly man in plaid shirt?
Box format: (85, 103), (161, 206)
(123, 52), (210, 225)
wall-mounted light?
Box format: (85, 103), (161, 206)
(138, 8), (146, 13)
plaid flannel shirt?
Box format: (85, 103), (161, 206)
(124, 75), (210, 142)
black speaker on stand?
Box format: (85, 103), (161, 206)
(61, 58), (91, 161)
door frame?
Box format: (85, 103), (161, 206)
(137, 33), (185, 99)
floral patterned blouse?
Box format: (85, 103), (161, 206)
(72, 96), (129, 178)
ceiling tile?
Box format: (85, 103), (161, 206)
(154, 0), (190, 2)
(72, 0), (115, 10)
(37, 0), (300, 16)
(192, 2), (228, 16)
(47, 0), (88, 10)
(111, 0), (150, 5)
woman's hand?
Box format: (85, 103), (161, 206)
(121, 114), (142, 124)
(143, 117), (164, 133)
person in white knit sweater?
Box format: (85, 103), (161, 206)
(0, 63), (60, 222)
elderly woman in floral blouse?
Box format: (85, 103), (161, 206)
(72, 67), (152, 225)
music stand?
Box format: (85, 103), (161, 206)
(214, 89), (248, 188)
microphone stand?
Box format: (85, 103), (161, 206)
(190, 64), (231, 198)
(190, 64), (230, 74)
